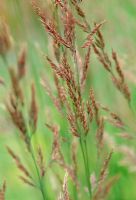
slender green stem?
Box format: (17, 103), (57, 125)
(79, 138), (92, 199)
(84, 140), (92, 196)
(30, 146), (47, 200)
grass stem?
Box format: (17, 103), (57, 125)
(79, 138), (92, 199)
(30, 145), (47, 200)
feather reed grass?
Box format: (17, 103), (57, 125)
(0, 0), (134, 200)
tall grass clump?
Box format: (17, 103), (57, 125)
(0, 0), (135, 200)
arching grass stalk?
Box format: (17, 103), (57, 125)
(72, 42), (92, 200)
(72, 32), (92, 199)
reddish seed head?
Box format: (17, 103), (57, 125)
(18, 44), (27, 80)
(29, 83), (38, 134)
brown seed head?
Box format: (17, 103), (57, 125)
(81, 46), (91, 86)
(112, 50), (124, 82)
(18, 44), (27, 80)
(7, 147), (32, 179)
(29, 83), (38, 134)
(0, 181), (6, 200)
(19, 176), (35, 188)
(89, 88), (99, 124)
(0, 20), (13, 56)
(6, 96), (29, 148)
(8, 67), (24, 104)
(82, 21), (105, 48)
(62, 172), (70, 200)
(37, 147), (45, 177)
(32, 1), (71, 48)
(96, 117), (104, 154)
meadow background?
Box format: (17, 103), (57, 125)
(0, 0), (136, 199)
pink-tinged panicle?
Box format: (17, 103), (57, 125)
(90, 172), (97, 192)
(17, 44), (27, 80)
(82, 21), (105, 48)
(111, 51), (131, 100)
(19, 176), (35, 188)
(46, 56), (58, 72)
(71, 0), (85, 18)
(46, 54), (78, 109)
(118, 145), (136, 172)
(59, 159), (77, 186)
(75, 20), (89, 33)
(46, 123), (77, 184)
(70, 0), (90, 32)
(99, 151), (113, 185)
(95, 28), (105, 49)
(92, 44), (111, 73)
(0, 20), (13, 56)
(93, 25), (130, 102)
(89, 88), (99, 125)
(112, 75), (131, 102)
(82, 37), (94, 49)
(81, 46), (91, 87)
(76, 49), (83, 78)
(86, 100), (93, 123)
(67, 113), (80, 137)
(112, 50), (124, 82)
(32, 1), (71, 49)
(77, 102), (89, 135)
(96, 117), (104, 155)
(118, 132), (134, 140)
(54, 73), (66, 106)
(102, 175), (119, 198)
(7, 147), (32, 181)
(8, 67), (24, 104)
(55, 0), (64, 9)
(62, 7), (75, 48)
(58, 85), (67, 105)
(46, 124), (61, 161)
(94, 27), (112, 72)
(110, 112), (124, 128)
(87, 21), (106, 40)
(92, 43), (101, 57)
(62, 172), (70, 200)
(58, 172), (70, 200)
(0, 181), (6, 200)
(37, 147), (46, 177)
(29, 83), (38, 134)
(53, 38), (60, 62)
(92, 151), (113, 200)
(41, 77), (61, 112)
(61, 54), (77, 92)
(99, 104), (124, 128)
(0, 77), (5, 86)
(93, 174), (119, 200)
(6, 95), (30, 150)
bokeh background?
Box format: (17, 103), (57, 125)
(0, 0), (136, 199)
